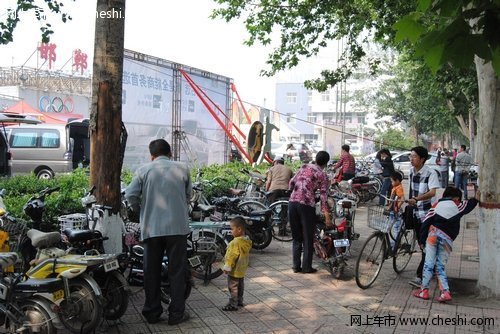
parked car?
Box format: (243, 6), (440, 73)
(362, 151), (401, 164)
(392, 151), (453, 182)
(270, 142), (313, 162)
(6, 119), (89, 179)
(0, 113), (41, 177)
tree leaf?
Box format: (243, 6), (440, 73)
(393, 15), (425, 43)
(468, 34), (492, 61)
(423, 44), (445, 73)
(417, 0), (432, 12)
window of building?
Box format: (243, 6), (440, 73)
(286, 113), (296, 124)
(344, 115), (352, 123)
(307, 91), (312, 103)
(307, 115), (317, 123)
(321, 91), (330, 102)
(357, 116), (365, 124)
(286, 92), (297, 104)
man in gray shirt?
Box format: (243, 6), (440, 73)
(126, 139), (191, 325)
(454, 144), (473, 199)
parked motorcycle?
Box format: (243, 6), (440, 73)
(210, 196), (273, 250)
(0, 252), (65, 333)
(24, 229), (106, 333)
(314, 198), (358, 278)
(22, 186), (130, 322)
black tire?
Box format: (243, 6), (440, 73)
(101, 271), (129, 320)
(36, 168), (54, 179)
(355, 232), (386, 289)
(372, 177), (382, 193)
(393, 228), (417, 274)
(332, 262), (345, 279)
(249, 228), (272, 250)
(160, 268), (193, 304)
(16, 299), (56, 334)
(190, 231), (227, 283)
(58, 278), (103, 333)
(269, 200), (292, 242)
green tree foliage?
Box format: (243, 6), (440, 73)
(211, 0), (416, 90)
(394, 0), (500, 75)
(371, 55), (478, 139)
(0, 0), (75, 44)
(375, 128), (417, 151)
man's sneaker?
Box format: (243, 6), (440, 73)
(408, 277), (422, 288)
(413, 288), (429, 300)
(437, 290), (452, 303)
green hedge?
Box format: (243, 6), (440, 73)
(0, 161), (302, 231)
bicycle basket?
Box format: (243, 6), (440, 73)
(367, 206), (392, 233)
(58, 213), (88, 233)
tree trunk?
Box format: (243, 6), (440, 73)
(90, 0), (127, 253)
(474, 56), (500, 298)
(468, 111), (475, 158)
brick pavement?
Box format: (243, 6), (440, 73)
(85, 202), (498, 334)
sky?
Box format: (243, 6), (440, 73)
(0, 0), (285, 108)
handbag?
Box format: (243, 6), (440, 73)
(403, 205), (417, 230)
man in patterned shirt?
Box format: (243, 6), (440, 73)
(407, 146), (441, 287)
(333, 144), (356, 180)
(288, 151), (333, 274)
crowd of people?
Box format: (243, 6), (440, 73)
(124, 139), (479, 325)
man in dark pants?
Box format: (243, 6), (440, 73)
(126, 139), (191, 325)
(288, 151), (333, 274)
(407, 146), (440, 288)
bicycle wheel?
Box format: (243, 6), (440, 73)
(355, 232), (386, 289)
(269, 200), (292, 242)
(393, 228), (417, 273)
(371, 177), (382, 193)
(236, 200), (267, 214)
(189, 231), (227, 283)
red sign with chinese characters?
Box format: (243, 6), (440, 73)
(38, 43), (57, 69)
(72, 49), (88, 74)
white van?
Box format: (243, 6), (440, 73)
(6, 120), (90, 179)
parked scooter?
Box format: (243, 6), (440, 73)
(23, 186), (130, 322)
(24, 229), (105, 333)
(0, 252), (64, 333)
(314, 197), (359, 278)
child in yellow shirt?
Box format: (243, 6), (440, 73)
(222, 217), (252, 311)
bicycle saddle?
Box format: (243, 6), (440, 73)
(27, 229), (61, 249)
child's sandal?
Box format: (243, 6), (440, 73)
(222, 304), (238, 311)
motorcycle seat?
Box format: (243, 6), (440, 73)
(62, 228), (100, 243)
(0, 252), (18, 269)
(27, 229), (61, 249)
(248, 209), (272, 216)
(351, 176), (370, 184)
(15, 277), (64, 293)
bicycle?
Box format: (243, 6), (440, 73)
(187, 221), (228, 284)
(355, 195), (416, 289)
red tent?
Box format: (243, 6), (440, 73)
(4, 101), (83, 124)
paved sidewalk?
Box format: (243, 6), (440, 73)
(87, 205), (498, 334)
